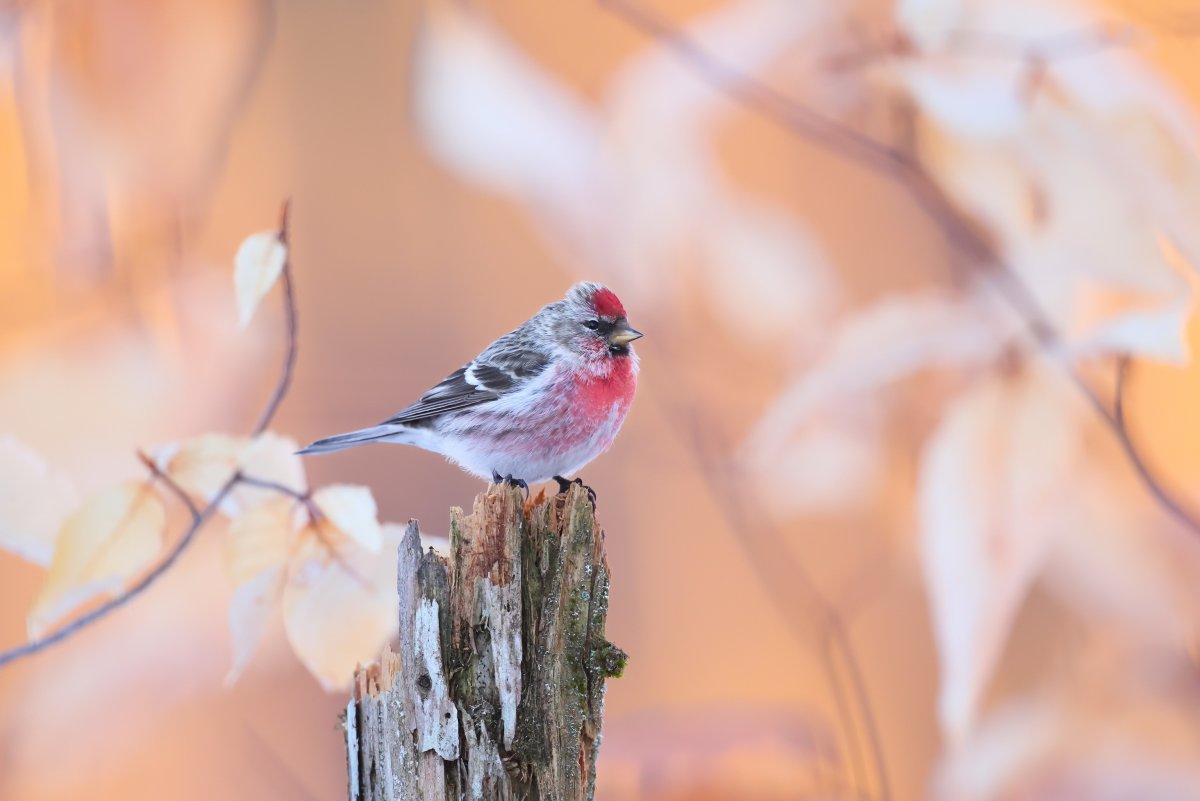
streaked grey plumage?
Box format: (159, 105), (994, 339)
(297, 282), (642, 484)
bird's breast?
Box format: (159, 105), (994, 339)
(569, 356), (637, 423)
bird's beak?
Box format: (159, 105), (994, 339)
(608, 322), (644, 347)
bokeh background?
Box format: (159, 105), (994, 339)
(4, 0), (1200, 799)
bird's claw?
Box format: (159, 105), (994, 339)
(492, 471), (529, 500)
(552, 475), (597, 510)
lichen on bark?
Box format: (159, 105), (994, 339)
(345, 484), (624, 801)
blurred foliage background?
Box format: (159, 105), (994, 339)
(5, 1), (1200, 799)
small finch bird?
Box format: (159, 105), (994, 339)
(299, 282), (642, 490)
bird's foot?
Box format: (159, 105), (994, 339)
(492, 471), (529, 500)
(552, 475), (597, 509)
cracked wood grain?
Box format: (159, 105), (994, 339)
(345, 484), (625, 800)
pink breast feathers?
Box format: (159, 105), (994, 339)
(573, 356), (637, 425)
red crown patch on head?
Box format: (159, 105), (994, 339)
(590, 287), (626, 318)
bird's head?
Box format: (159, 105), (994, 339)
(551, 282), (643, 361)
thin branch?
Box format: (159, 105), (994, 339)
(683, 409), (887, 801)
(254, 198), (298, 436)
(0, 199), (300, 668)
(0, 480), (236, 668)
(1111, 356), (1200, 534)
(601, 0), (1200, 546)
(235, 471), (322, 523)
(235, 472), (309, 502)
(137, 449), (201, 521)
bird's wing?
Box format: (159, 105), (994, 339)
(380, 337), (551, 426)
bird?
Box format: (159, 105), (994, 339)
(298, 281), (642, 494)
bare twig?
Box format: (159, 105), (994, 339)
(683, 408), (888, 801)
(1111, 356), (1200, 534)
(254, 198), (298, 437)
(235, 472), (309, 502)
(0, 200), (299, 668)
(0, 481), (236, 668)
(236, 471), (323, 524)
(137, 449), (202, 521)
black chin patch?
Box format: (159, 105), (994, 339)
(608, 343), (630, 357)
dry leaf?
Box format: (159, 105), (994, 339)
(29, 482), (166, 637)
(884, 0), (1200, 363)
(225, 496), (297, 585)
(229, 432), (307, 516)
(282, 523), (402, 690)
(234, 230), (287, 328)
(165, 433), (243, 503)
(413, 6), (602, 235)
(1042, 467), (1200, 647)
(414, 1), (847, 310)
(918, 360), (1082, 740)
(0, 436), (78, 565)
(744, 289), (1006, 468)
(224, 566), (286, 686)
(312, 485), (383, 553)
(162, 431), (307, 516)
(935, 693), (1200, 801)
(701, 201), (837, 346)
(753, 417), (885, 516)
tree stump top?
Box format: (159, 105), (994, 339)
(347, 484), (625, 801)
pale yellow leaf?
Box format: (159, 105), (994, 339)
(166, 433), (245, 503)
(234, 230), (287, 328)
(312, 484), (382, 553)
(29, 482), (166, 637)
(228, 432), (308, 515)
(224, 566), (285, 686)
(225, 496), (297, 585)
(919, 361), (1082, 740)
(0, 436), (78, 565)
(282, 523), (402, 690)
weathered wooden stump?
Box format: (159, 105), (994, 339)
(345, 484), (626, 800)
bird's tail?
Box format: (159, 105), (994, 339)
(297, 424), (411, 456)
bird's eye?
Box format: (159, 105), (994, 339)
(583, 319), (600, 330)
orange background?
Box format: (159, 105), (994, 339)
(2, 1), (1200, 800)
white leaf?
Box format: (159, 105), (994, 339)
(283, 523), (402, 690)
(918, 361), (1081, 740)
(1042, 468), (1200, 647)
(702, 201), (837, 346)
(935, 694), (1200, 801)
(744, 289), (1006, 466)
(1073, 294), (1192, 365)
(224, 566), (286, 686)
(413, 7), (602, 225)
(751, 416), (884, 516)
(234, 230), (287, 329)
(29, 482), (166, 637)
(895, 0), (964, 51)
(312, 485), (383, 553)
(0, 436), (78, 565)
